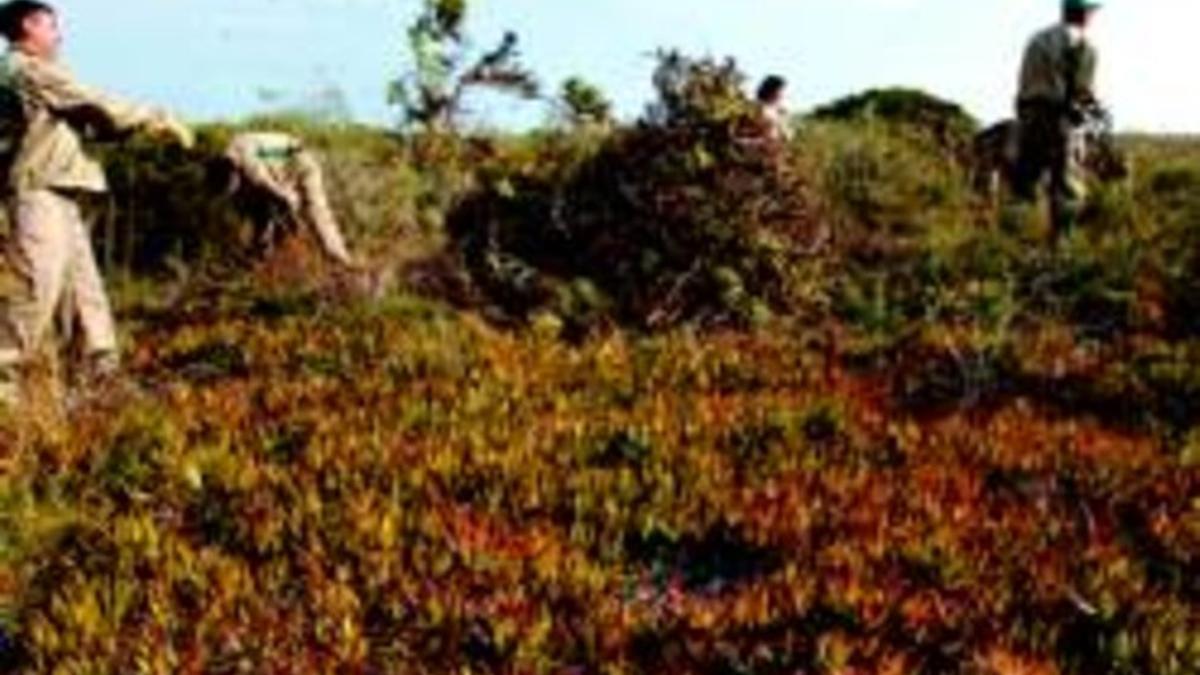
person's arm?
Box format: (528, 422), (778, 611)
(1064, 42), (1100, 124)
(1075, 44), (1099, 105)
(22, 56), (193, 146)
(1016, 38), (1045, 104)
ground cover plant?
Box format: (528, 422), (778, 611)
(0, 38), (1198, 675)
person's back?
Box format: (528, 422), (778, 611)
(227, 131), (302, 166)
(1018, 23), (1098, 114)
(223, 131), (305, 211)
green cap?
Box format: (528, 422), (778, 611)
(1064, 0), (1102, 11)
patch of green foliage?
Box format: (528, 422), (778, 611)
(808, 86), (980, 162)
(558, 76), (613, 129)
(2, 55), (1200, 674)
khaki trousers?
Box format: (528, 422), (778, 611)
(1013, 101), (1087, 234)
(0, 189), (118, 375)
(293, 150), (352, 265)
(250, 149), (353, 266)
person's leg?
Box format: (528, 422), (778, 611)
(64, 196), (119, 375)
(1050, 126), (1088, 237)
(1012, 111), (1052, 204)
(239, 183), (298, 259)
(1003, 112), (1052, 234)
(0, 191), (73, 404)
(292, 150), (354, 267)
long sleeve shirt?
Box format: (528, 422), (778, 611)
(0, 49), (162, 194)
(1017, 24), (1098, 111)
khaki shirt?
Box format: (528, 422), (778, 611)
(0, 50), (162, 194)
(1017, 24), (1098, 109)
(225, 131), (305, 203)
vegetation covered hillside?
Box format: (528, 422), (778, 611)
(1, 59), (1199, 673)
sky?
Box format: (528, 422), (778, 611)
(55, 0), (1200, 133)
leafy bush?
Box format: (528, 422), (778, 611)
(558, 77), (613, 129)
(1134, 159), (1200, 337)
(805, 120), (974, 256)
(449, 52), (821, 330)
(92, 131), (241, 274)
(808, 86), (980, 163)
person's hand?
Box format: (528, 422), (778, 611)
(342, 256), (368, 273)
(164, 118), (195, 150)
(282, 188), (303, 212)
(148, 111), (195, 150)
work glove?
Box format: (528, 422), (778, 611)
(148, 110), (195, 150)
(281, 188), (302, 212)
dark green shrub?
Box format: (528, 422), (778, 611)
(93, 130), (243, 275)
(449, 51), (820, 330)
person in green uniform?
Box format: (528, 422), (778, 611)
(1012, 0), (1104, 235)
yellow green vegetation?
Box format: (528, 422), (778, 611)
(1, 78), (1200, 672)
(3, 264), (1199, 672)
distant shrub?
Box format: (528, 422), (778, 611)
(809, 87), (979, 159)
(389, 0), (538, 133)
(805, 120), (972, 253)
(558, 76), (613, 129)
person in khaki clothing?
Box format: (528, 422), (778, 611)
(0, 0), (193, 407)
(210, 131), (359, 270)
(755, 75), (793, 144)
(1013, 0), (1103, 235)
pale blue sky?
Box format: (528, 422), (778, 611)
(55, 1), (1199, 132)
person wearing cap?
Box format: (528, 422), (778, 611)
(208, 131), (359, 271)
(0, 0), (194, 407)
(1012, 0), (1104, 235)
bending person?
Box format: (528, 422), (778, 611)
(210, 131), (360, 270)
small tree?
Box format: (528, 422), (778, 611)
(559, 77), (613, 128)
(389, 0), (539, 133)
(645, 50), (747, 128)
